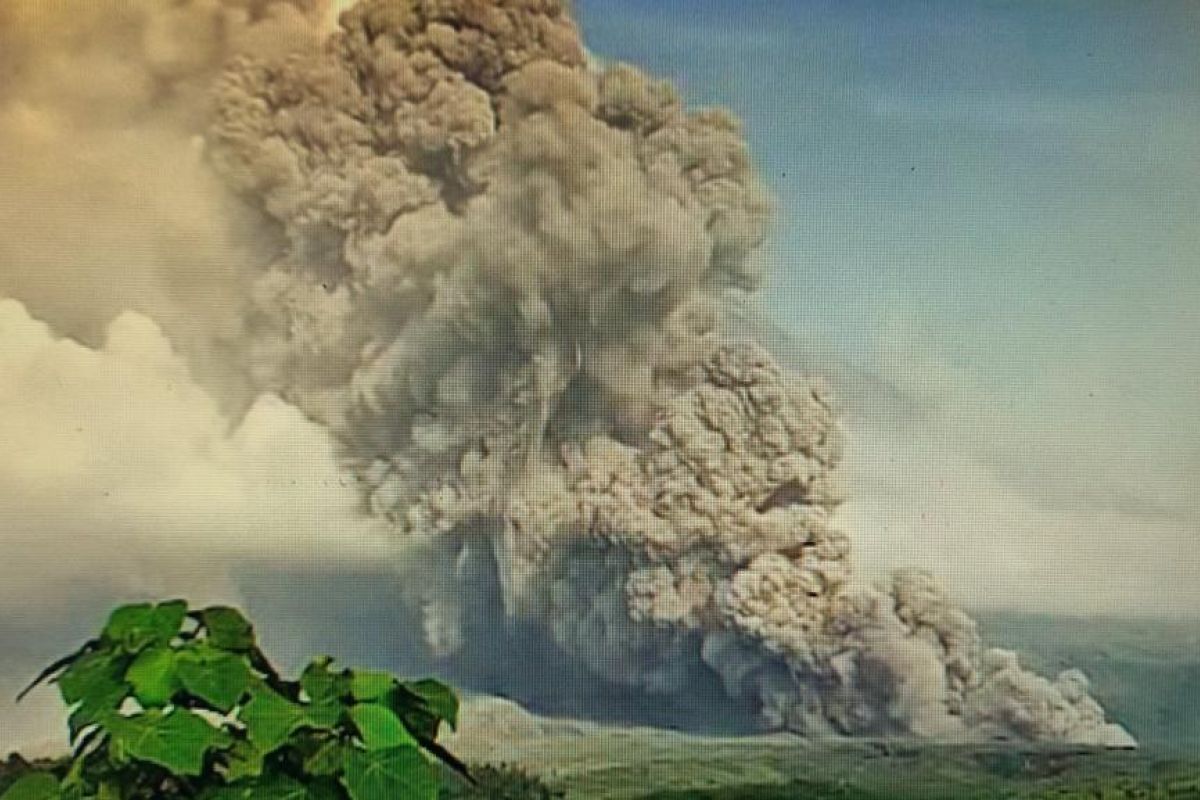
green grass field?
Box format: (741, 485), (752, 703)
(445, 729), (1200, 800)
(551, 743), (1200, 800)
(8, 746), (1200, 800)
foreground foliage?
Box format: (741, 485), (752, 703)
(438, 764), (563, 800)
(4, 758), (565, 800)
(2, 601), (466, 800)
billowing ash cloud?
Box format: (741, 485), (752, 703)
(0, 0), (351, 404)
(181, 0), (1134, 746)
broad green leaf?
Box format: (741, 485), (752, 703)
(102, 601), (186, 651)
(0, 772), (60, 800)
(402, 679), (459, 731)
(240, 684), (310, 753)
(221, 738), (266, 782)
(177, 646), (251, 712)
(390, 703), (438, 742)
(300, 657), (338, 699)
(201, 607), (256, 652)
(306, 698), (343, 729)
(300, 658), (347, 728)
(57, 651), (127, 706)
(341, 746), (437, 800)
(350, 703), (418, 750)
(349, 671), (394, 702)
(125, 646), (178, 707)
(106, 708), (231, 777)
(387, 688), (437, 741)
(66, 686), (126, 743)
(303, 739), (347, 777)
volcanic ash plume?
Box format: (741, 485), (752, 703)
(0, 0), (350, 400)
(201, 0), (1134, 746)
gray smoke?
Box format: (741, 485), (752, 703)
(196, 0), (1134, 747)
(0, 0), (349, 402)
(0, 0), (1134, 747)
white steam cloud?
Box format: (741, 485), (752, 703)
(0, 0), (1135, 748)
(0, 298), (391, 754)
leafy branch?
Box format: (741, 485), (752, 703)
(3, 601), (469, 800)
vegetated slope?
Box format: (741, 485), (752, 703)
(439, 697), (1200, 800)
(502, 734), (1200, 800)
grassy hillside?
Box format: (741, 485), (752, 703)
(8, 743), (1200, 800)
(488, 737), (1200, 799)
(441, 700), (1200, 800)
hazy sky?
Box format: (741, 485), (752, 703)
(576, 0), (1200, 616)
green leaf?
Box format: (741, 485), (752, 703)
(303, 739), (347, 777)
(0, 773), (60, 800)
(125, 646), (179, 708)
(350, 703), (418, 751)
(221, 738), (266, 782)
(177, 645), (251, 712)
(341, 746), (437, 800)
(106, 708), (231, 777)
(306, 699), (343, 730)
(57, 651), (127, 706)
(240, 684), (310, 753)
(402, 679), (459, 731)
(64, 662), (129, 743)
(304, 700), (343, 734)
(390, 704), (438, 742)
(66, 688), (126, 743)
(102, 601), (187, 651)
(349, 671), (395, 702)
(58, 650), (128, 743)
(102, 603), (155, 646)
(201, 607), (256, 652)
(300, 658), (338, 698)
(300, 658), (348, 728)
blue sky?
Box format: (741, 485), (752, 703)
(576, 0), (1199, 354)
(577, 0), (1200, 614)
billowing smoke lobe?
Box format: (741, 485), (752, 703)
(3, 0), (1134, 747)
(200, 0), (1136, 746)
(0, 0), (349, 404)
